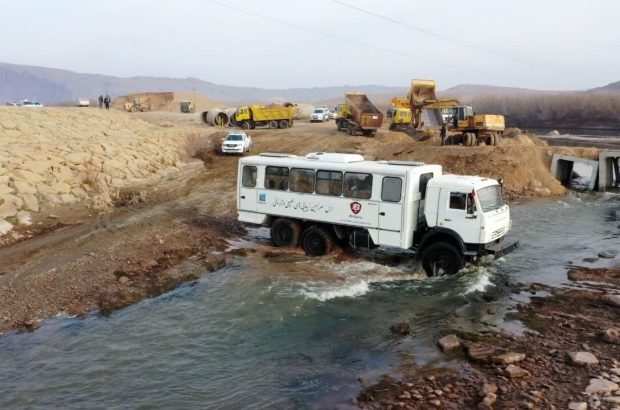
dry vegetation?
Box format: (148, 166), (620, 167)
(469, 93), (620, 129)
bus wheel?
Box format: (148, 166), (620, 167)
(270, 218), (302, 247)
(421, 242), (464, 276)
(301, 225), (335, 256)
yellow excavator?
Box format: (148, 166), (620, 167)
(391, 79), (505, 146)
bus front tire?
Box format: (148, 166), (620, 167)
(421, 242), (464, 276)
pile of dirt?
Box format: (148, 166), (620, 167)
(113, 91), (224, 113)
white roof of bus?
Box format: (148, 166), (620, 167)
(429, 174), (498, 190)
(241, 152), (442, 176)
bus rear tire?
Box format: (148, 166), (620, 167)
(301, 225), (335, 256)
(421, 242), (464, 276)
(270, 218), (302, 247)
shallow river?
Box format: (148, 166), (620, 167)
(0, 192), (619, 409)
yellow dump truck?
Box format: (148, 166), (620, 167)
(445, 106), (505, 146)
(232, 104), (296, 129)
(387, 97), (412, 131)
(335, 93), (383, 137)
(180, 101), (195, 113)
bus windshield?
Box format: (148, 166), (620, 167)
(477, 185), (503, 212)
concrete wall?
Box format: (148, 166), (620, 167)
(550, 154), (599, 190)
(598, 150), (620, 191)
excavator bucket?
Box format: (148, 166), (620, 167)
(408, 79), (437, 105)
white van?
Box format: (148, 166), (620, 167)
(237, 152), (517, 275)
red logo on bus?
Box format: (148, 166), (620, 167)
(350, 202), (362, 215)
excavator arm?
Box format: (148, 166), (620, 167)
(407, 79), (459, 128)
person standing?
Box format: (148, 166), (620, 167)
(98, 94), (103, 109)
(440, 121), (448, 146)
(104, 95), (111, 110)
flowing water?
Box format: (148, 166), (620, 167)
(0, 192), (619, 409)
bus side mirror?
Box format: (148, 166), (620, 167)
(466, 191), (477, 218)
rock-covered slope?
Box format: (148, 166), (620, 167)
(0, 107), (188, 234)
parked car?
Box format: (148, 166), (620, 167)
(221, 132), (252, 155)
(310, 107), (330, 122)
(6, 101), (22, 107)
(21, 100), (43, 108)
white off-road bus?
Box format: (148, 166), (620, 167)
(237, 152), (518, 275)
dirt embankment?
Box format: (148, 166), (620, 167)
(0, 107), (194, 241)
(113, 92), (225, 113)
(358, 265), (620, 409)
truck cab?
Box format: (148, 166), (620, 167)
(420, 175), (513, 274)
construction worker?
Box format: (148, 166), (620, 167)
(440, 122), (448, 146)
(104, 95), (111, 110)
(98, 95), (103, 109)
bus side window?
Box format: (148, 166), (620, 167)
(344, 172), (372, 199)
(265, 166), (289, 191)
(316, 170), (343, 196)
(242, 166), (257, 188)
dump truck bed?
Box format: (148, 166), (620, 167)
(472, 114), (505, 131)
(345, 93), (383, 130)
(250, 105), (295, 122)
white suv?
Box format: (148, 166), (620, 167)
(310, 107), (330, 122)
(221, 132), (252, 155)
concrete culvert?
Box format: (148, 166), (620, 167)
(205, 109), (230, 127)
(225, 108), (237, 125)
(201, 111), (209, 124)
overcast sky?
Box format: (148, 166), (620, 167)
(2, 0), (618, 90)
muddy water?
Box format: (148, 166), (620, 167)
(0, 192), (618, 409)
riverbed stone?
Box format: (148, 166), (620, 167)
(505, 364), (530, 378)
(16, 211), (32, 226)
(568, 351), (599, 366)
(0, 183), (13, 195)
(390, 322), (411, 335)
(598, 251), (617, 259)
(480, 383), (498, 396)
(0, 200), (19, 219)
(466, 342), (501, 363)
(603, 396), (620, 404)
(12, 169), (44, 183)
(493, 352), (526, 365)
(481, 392), (497, 406)
(585, 378), (619, 395)
(20, 193), (39, 212)
(568, 402), (588, 410)
(51, 182), (72, 194)
(13, 180), (37, 194)
(0, 218), (13, 235)
(438, 334), (461, 351)
(60, 194), (77, 204)
(604, 294), (620, 307)
(601, 328), (620, 344)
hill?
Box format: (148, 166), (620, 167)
(587, 80), (620, 94)
(0, 62), (405, 105)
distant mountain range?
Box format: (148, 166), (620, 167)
(0, 62), (406, 105)
(0, 62), (618, 105)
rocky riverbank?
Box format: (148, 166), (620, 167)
(358, 265), (620, 409)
